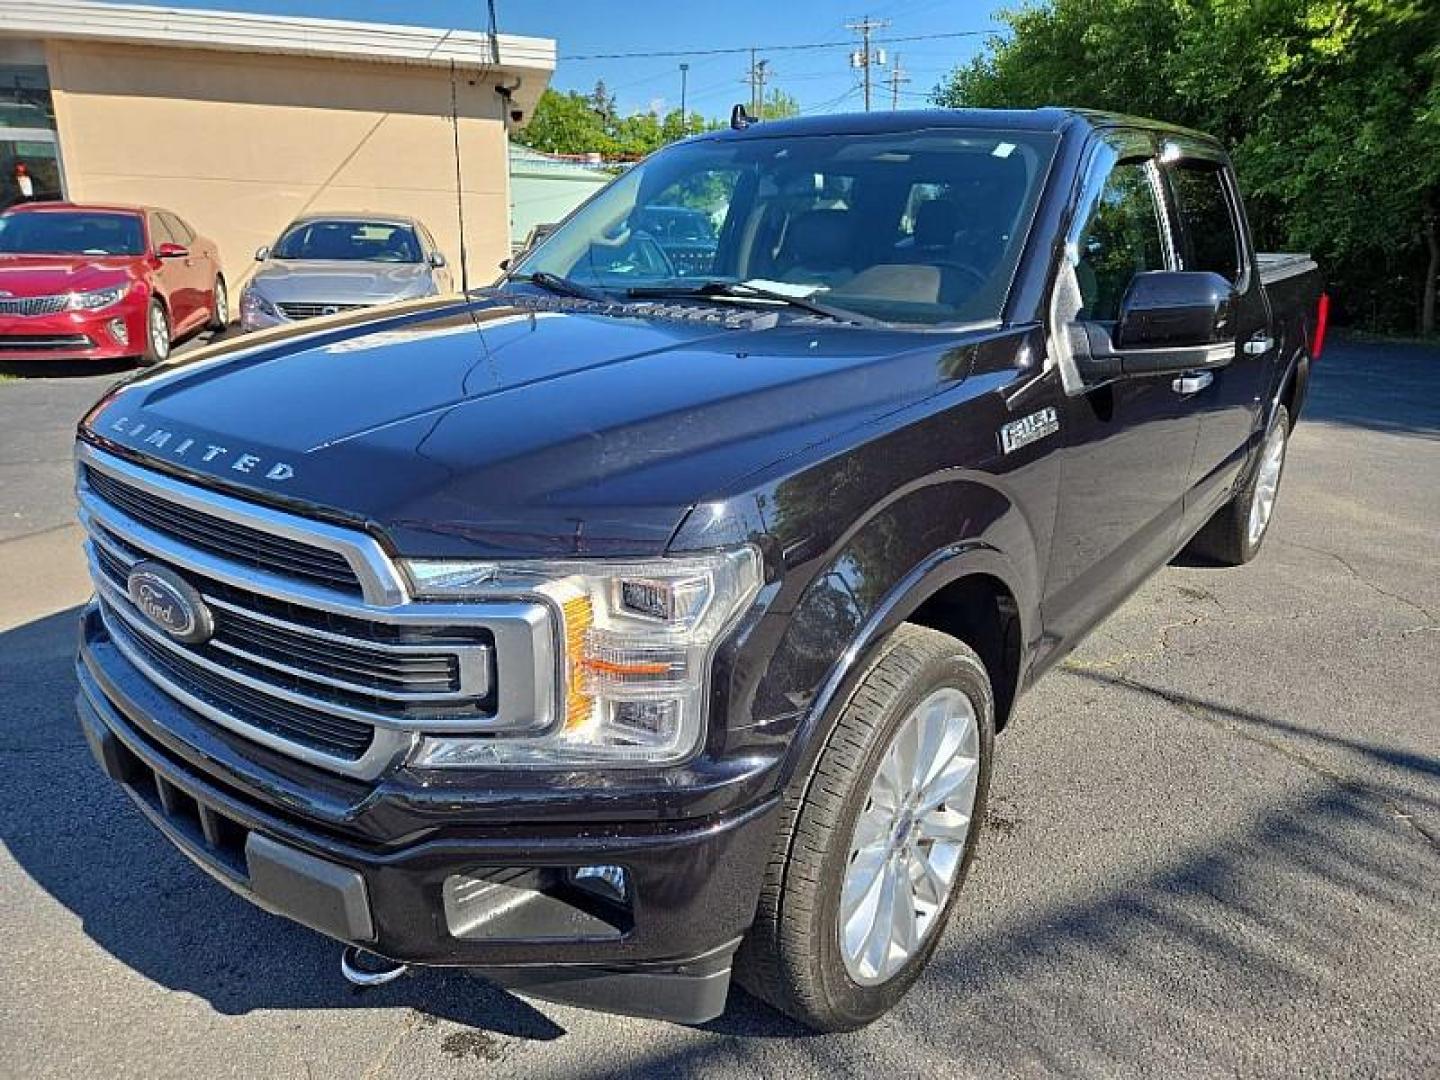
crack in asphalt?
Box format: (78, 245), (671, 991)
(1071, 668), (1439, 852)
(1281, 539), (1439, 624)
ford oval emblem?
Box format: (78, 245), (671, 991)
(126, 562), (214, 645)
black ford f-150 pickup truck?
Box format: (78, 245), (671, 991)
(73, 108), (1325, 1032)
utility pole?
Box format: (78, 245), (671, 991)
(888, 53), (909, 111)
(847, 16), (889, 113)
(679, 62), (689, 129)
(745, 54), (770, 118)
(749, 47), (759, 115)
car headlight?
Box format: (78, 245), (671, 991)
(240, 289), (279, 318)
(404, 546), (762, 769)
(66, 284), (129, 311)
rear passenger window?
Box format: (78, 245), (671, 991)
(1169, 163), (1241, 281)
(1075, 161), (1166, 321)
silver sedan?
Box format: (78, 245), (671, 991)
(239, 214), (452, 331)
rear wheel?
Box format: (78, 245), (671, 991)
(1184, 404), (1290, 565)
(207, 276), (229, 331)
(138, 300), (171, 367)
(736, 623), (994, 1031)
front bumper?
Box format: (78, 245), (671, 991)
(76, 603), (780, 1022)
(0, 303), (144, 360)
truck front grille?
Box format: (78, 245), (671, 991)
(83, 465), (362, 594)
(75, 444), (552, 780)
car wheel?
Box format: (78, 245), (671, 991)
(139, 300), (171, 367)
(208, 276), (229, 330)
(1183, 404), (1290, 566)
(735, 623), (994, 1032)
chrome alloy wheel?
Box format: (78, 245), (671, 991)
(213, 280), (229, 325)
(149, 303), (171, 361)
(1247, 421), (1287, 546)
(839, 686), (981, 986)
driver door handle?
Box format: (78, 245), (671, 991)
(1243, 334), (1275, 355)
(1172, 371), (1214, 395)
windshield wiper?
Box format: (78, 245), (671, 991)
(505, 270), (611, 304)
(626, 281), (887, 327)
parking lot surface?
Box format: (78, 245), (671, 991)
(1, 339), (1436, 1078)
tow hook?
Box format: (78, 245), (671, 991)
(340, 945), (411, 987)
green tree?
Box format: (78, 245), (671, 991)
(935, 0), (1440, 334)
(515, 89), (715, 159)
(761, 88), (801, 120)
(512, 89), (615, 156)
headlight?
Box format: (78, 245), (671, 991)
(405, 546), (762, 769)
(66, 284), (129, 311)
(240, 289), (279, 318)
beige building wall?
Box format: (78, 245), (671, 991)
(45, 39), (513, 290)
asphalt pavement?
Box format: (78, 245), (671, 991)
(0, 338), (1435, 1078)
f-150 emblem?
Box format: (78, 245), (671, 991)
(1000, 407), (1059, 454)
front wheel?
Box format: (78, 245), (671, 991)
(138, 300), (171, 367)
(1184, 404), (1290, 566)
(736, 623), (994, 1031)
(207, 276), (229, 330)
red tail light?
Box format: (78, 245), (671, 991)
(1312, 292), (1330, 361)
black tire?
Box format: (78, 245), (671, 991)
(735, 623), (995, 1032)
(207, 276), (229, 331)
(1183, 404), (1290, 566)
(138, 299), (171, 367)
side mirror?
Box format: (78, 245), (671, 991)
(429, 251), (447, 269)
(254, 245), (270, 262)
(156, 242), (189, 259)
(1072, 271), (1236, 383)
(1116, 271), (1234, 349)
(498, 257), (511, 272)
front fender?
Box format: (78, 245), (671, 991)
(701, 467), (1045, 795)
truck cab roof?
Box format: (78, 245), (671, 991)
(696, 106), (1220, 150)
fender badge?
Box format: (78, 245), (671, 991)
(1000, 407), (1059, 454)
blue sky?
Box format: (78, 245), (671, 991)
(97, 0), (1006, 118)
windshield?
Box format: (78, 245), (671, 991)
(272, 220), (422, 263)
(514, 128), (1058, 325)
(0, 211), (145, 256)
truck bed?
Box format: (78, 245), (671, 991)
(1258, 252), (1319, 286)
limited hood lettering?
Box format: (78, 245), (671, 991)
(107, 417), (294, 482)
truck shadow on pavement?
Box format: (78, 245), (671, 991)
(7, 605), (1438, 1070)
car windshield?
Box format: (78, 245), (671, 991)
(513, 127), (1058, 326)
(0, 211), (145, 256)
(272, 220), (422, 263)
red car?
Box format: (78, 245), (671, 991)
(0, 202), (227, 365)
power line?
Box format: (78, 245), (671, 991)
(558, 29), (984, 62)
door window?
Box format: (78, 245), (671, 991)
(1168, 163), (1241, 282)
(1074, 161), (1166, 321)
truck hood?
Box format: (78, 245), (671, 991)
(0, 253), (139, 295)
(84, 295), (980, 558)
(248, 261), (433, 303)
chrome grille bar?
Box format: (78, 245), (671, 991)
(89, 531), (491, 705)
(78, 442), (407, 607)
